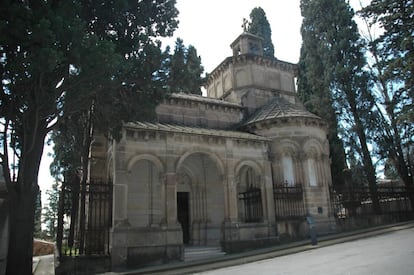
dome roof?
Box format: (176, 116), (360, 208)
(244, 96), (322, 126)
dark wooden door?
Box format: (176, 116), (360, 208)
(177, 192), (190, 244)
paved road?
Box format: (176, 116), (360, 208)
(196, 227), (414, 275)
(33, 254), (54, 275)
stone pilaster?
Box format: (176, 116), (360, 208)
(165, 173), (178, 226)
(264, 160), (276, 224)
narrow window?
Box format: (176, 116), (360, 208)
(238, 167), (263, 223)
(308, 158), (317, 187)
(282, 155), (295, 186)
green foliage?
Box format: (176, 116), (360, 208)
(298, 0), (349, 186)
(0, 1), (179, 273)
(34, 189), (42, 238)
(348, 158), (369, 187)
(361, 0), (413, 103)
(360, 0), (414, 187)
(49, 116), (83, 183)
(384, 158), (399, 180)
(247, 7), (275, 58)
(167, 38), (204, 95)
(168, 38), (187, 93)
(48, 0), (180, 182)
(297, 0), (384, 209)
(42, 182), (59, 240)
(185, 45), (205, 94)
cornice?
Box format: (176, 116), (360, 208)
(205, 55), (298, 87)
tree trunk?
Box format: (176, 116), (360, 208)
(348, 97), (381, 214)
(6, 186), (38, 275)
(6, 121), (47, 275)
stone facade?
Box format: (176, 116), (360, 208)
(90, 31), (335, 268)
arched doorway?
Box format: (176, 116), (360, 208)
(176, 152), (224, 245)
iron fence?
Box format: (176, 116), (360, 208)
(273, 183), (306, 220)
(238, 187), (263, 223)
(330, 185), (414, 219)
(57, 178), (112, 257)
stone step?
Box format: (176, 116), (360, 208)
(184, 246), (226, 262)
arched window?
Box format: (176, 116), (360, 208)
(282, 155), (295, 186)
(307, 158), (317, 187)
(238, 167), (263, 223)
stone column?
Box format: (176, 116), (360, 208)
(113, 183), (128, 226)
(165, 173), (178, 226)
(271, 152), (282, 184)
(296, 152), (305, 185)
(316, 155), (323, 186)
(293, 153), (302, 185)
(322, 154), (332, 186)
(224, 140), (238, 223)
(264, 160), (276, 224)
(226, 174), (238, 222)
(222, 173), (241, 248)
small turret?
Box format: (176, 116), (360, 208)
(230, 32), (264, 57)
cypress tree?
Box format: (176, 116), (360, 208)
(298, 0), (381, 213)
(42, 182), (59, 240)
(169, 38), (188, 93)
(34, 190), (42, 238)
(0, 1), (179, 273)
(185, 45), (204, 95)
(247, 7), (275, 58)
(168, 38), (204, 94)
(298, 0), (347, 187)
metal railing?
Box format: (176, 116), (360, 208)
(330, 185), (414, 219)
(57, 178), (112, 257)
(273, 183), (306, 220)
(238, 187), (263, 223)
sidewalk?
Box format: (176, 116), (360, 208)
(33, 254), (54, 275)
(105, 221), (414, 275)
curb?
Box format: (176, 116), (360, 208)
(32, 257), (40, 273)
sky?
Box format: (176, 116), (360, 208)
(38, 0), (371, 200)
(162, 0), (303, 72)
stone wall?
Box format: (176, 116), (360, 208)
(156, 93), (243, 129)
(107, 123), (275, 268)
(206, 55), (297, 102)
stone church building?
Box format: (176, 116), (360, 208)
(90, 31), (334, 268)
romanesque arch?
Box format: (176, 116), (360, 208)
(177, 166), (197, 193)
(303, 138), (326, 157)
(235, 159), (264, 223)
(126, 154), (164, 227)
(175, 150), (225, 245)
(303, 139), (325, 187)
(176, 149), (225, 176)
(235, 159), (263, 177)
(275, 139), (301, 186)
(127, 154), (164, 174)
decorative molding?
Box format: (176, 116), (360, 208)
(126, 154), (165, 174)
